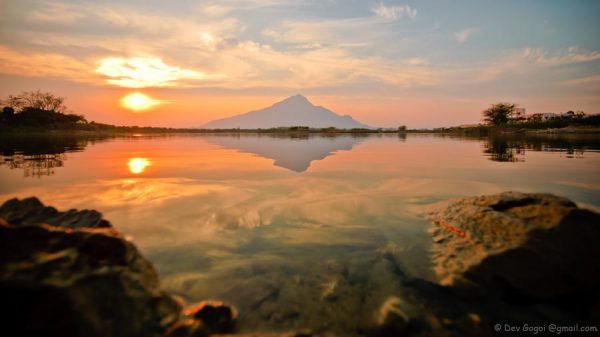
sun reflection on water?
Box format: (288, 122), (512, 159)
(128, 157), (150, 174)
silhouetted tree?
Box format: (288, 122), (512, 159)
(0, 91), (89, 128)
(482, 103), (516, 126)
(2, 106), (14, 117)
(1, 106), (14, 124)
(1, 90), (68, 113)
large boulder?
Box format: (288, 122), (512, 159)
(428, 191), (600, 310)
(0, 197), (181, 337)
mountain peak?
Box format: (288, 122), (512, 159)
(278, 94), (311, 105)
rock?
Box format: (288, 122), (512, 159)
(162, 319), (208, 337)
(428, 191), (600, 311)
(0, 197), (111, 228)
(374, 296), (410, 334)
(0, 198), (181, 337)
(467, 313), (480, 326)
(185, 301), (236, 334)
(360, 295), (432, 337)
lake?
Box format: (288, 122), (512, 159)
(1, 132), (599, 334)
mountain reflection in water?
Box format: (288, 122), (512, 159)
(2, 133), (598, 176)
(205, 133), (373, 172)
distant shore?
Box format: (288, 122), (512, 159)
(2, 124), (600, 136)
(412, 125), (600, 135)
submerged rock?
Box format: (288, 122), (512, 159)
(370, 296), (411, 336)
(0, 197), (181, 337)
(428, 191), (600, 310)
(185, 301), (237, 334)
(162, 319), (208, 337)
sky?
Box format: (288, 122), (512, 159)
(0, 0), (599, 128)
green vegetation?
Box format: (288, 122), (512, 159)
(288, 126), (310, 131)
(482, 103), (516, 126)
(479, 102), (599, 130)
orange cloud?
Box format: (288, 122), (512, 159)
(0, 46), (93, 81)
(95, 56), (222, 88)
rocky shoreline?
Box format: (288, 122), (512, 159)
(0, 197), (234, 337)
(1, 193), (599, 337)
(426, 192), (600, 328)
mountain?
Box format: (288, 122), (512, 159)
(201, 95), (370, 129)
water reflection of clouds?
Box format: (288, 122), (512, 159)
(67, 178), (231, 207)
(0, 175), (503, 250)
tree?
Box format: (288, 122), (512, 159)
(2, 106), (14, 117)
(0, 90), (68, 113)
(482, 103), (516, 126)
(1, 106), (14, 124)
(529, 113), (543, 123)
(0, 91), (88, 128)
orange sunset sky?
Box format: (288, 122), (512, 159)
(0, 0), (599, 128)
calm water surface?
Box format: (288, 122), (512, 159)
(1, 133), (599, 334)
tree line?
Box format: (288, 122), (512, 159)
(482, 102), (597, 127)
(1, 91), (86, 128)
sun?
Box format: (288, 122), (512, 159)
(120, 92), (162, 112)
(128, 157), (150, 174)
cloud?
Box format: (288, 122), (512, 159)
(371, 3), (417, 21)
(28, 2), (85, 24)
(197, 0), (309, 17)
(262, 28), (284, 42)
(199, 32), (222, 51)
(215, 40), (438, 88)
(453, 28), (479, 43)
(95, 56), (221, 88)
(406, 57), (428, 66)
(522, 46), (600, 66)
(2, 0), (598, 100)
(0, 45), (94, 82)
(449, 47), (600, 84)
(562, 74), (600, 85)
(1, 1), (434, 91)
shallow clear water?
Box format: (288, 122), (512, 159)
(1, 133), (599, 334)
